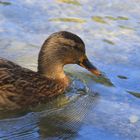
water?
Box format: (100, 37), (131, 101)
(0, 0), (140, 139)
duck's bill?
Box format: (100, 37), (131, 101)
(78, 56), (101, 76)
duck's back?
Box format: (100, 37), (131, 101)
(0, 58), (66, 110)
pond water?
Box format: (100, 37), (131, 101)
(0, 0), (140, 139)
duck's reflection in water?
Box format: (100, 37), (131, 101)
(39, 93), (99, 139)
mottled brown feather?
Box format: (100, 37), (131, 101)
(0, 58), (69, 110)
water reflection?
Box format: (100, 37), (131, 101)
(92, 16), (108, 24)
(49, 17), (86, 23)
(39, 94), (98, 139)
(0, 114), (45, 140)
(103, 39), (115, 45)
(117, 75), (128, 79)
(106, 16), (129, 21)
(67, 71), (114, 87)
(0, 1), (11, 6)
(119, 25), (134, 30)
(127, 91), (140, 98)
(56, 0), (81, 6)
(92, 15), (129, 24)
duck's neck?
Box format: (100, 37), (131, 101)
(38, 60), (69, 87)
(37, 41), (69, 87)
(38, 62), (64, 79)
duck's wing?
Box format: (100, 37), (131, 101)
(0, 58), (21, 86)
(0, 58), (65, 109)
(0, 58), (43, 109)
(0, 58), (24, 109)
(0, 58), (24, 86)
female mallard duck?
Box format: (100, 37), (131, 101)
(0, 31), (101, 110)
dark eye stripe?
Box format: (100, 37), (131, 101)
(61, 43), (84, 53)
(72, 45), (84, 53)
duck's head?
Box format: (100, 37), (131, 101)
(38, 31), (101, 79)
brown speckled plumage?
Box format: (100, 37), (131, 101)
(0, 58), (69, 109)
(0, 31), (101, 110)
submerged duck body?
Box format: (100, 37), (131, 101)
(0, 31), (101, 110)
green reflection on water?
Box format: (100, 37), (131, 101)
(0, 1), (11, 6)
(117, 75), (128, 79)
(92, 15), (129, 24)
(117, 16), (129, 20)
(103, 39), (115, 45)
(92, 16), (107, 24)
(105, 16), (118, 21)
(56, 0), (81, 6)
(119, 25), (134, 30)
(106, 16), (129, 21)
(70, 71), (114, 87)
(91, 75), (114, 87)
(49, 18), (86, 23)
(127, 91), (140, 98)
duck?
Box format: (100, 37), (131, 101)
(0, 31), (101, 110)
